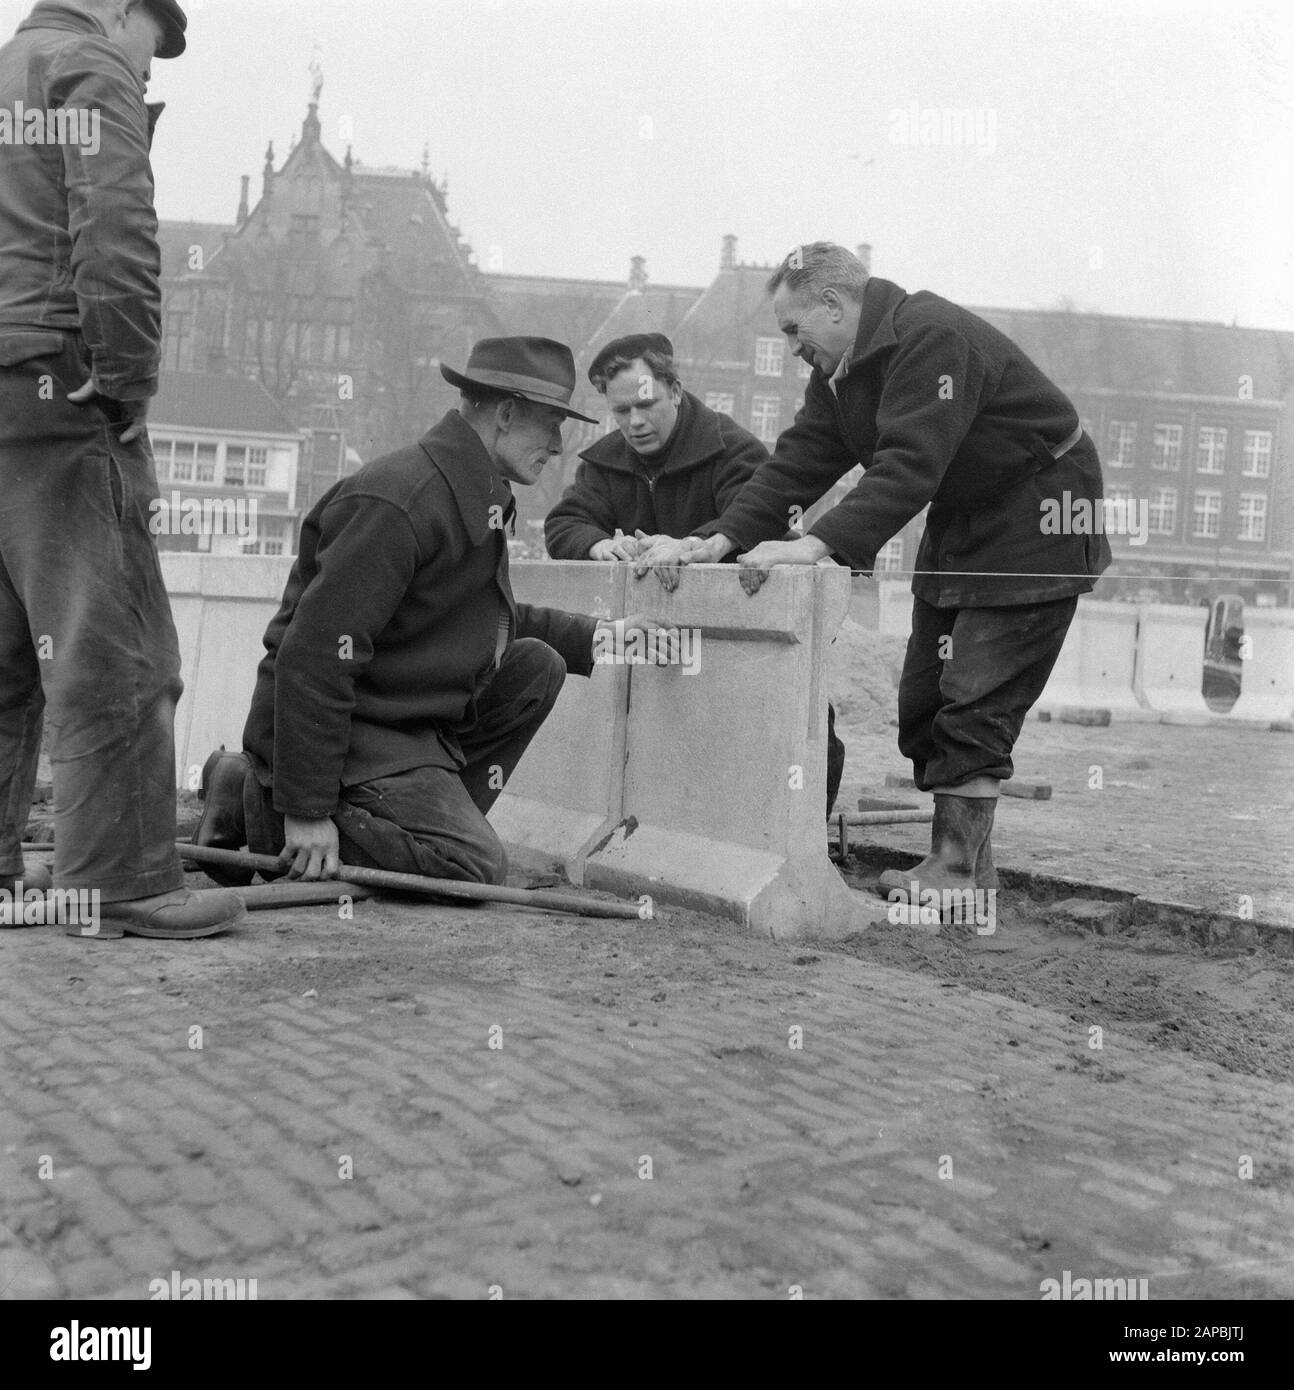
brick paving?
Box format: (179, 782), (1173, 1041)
(2, 889), (1292, 1300)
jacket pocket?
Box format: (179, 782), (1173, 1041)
(0, 331), (65, 368)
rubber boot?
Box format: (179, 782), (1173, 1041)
(193, 748), (256, 886)
(876, 794), (998, 902)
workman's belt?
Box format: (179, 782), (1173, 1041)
(1049, 422), (1084, 459)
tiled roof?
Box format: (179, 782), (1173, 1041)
(158, 220), (233, 278)
(671, 266), (776, 371)
(151, 372), (301, 435)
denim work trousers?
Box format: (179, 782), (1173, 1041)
(248, 637), (567, 885)
(897, 594), (1079, 791)
(0, 332), (184, 899)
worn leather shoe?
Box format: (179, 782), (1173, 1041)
(95, 886), (245, 939)
(0, 861), (55, 928)
(194, 748), (255, 886)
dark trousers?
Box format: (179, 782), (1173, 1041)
(0, 333), (184, 899)
(826, 703), (844, 816)
(897, 595), (1078, 792)
(248, 638), (566, 885)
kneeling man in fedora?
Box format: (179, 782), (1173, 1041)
(195, 338), (670, 885)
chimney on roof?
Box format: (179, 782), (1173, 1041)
(721, 233), (737, 271)
(629, 255), (647, 292)
(236, 174), (249, 226)
(855, 243), (873, 274)
(262, 143), (275, 201)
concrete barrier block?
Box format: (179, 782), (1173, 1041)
(578, 563), (888, 939)
(1037, 599), (1156, 721)
(490, 562), (628, 873)
(1133, 604), (1211, 723)
(1219, 610), (1294, 723)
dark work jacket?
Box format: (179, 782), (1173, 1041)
(702, 277), (1112, 607)
(0, 2), (164, 400)
(544, 391), (767, 558)
(243, 412), (599, 819)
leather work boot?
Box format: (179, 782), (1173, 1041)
(194, 747), (256, 886)
(75, 886), (247, 940)
(876, 794), (999, 903)
(0, 861), (55, 929)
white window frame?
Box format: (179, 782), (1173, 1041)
(1148, 487), (1176, 536)
(751, 395), (781, 444)
(1237, 493), (1267, 542)
(1151, 422), (1183, 471)
(1242, 430), (1273, 478)
(1107, 420), (1137, 467)
(703, 391), (736, 415)
(754, 337), (784, 377)
(1192, 489), (1222, 539)
(1196, 425), (1227, 475)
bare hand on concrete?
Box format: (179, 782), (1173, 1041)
(282, 815), (341, 881)
(594, 614), (681, 664)
(67, 377), (149, 444)
(589, 529), (643, 562)
(633, 533), (723, 592)
(737, 536), (832, 595)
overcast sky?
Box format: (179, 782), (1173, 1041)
(4, 0), (1291, 327)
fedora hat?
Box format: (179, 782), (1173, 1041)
(143, 0), (188, 59)
(440, 337), (597, 423)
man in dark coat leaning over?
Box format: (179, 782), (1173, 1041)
(195, 338), (672, 886)
(636, 243), (1111, 905)
(546, 332), (846, 816)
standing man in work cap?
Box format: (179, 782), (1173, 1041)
(546, 331), (847, 817)
(0, 0), (245, 938)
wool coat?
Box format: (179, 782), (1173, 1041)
(699, 277), (1112, 607)
(545, 391), (767, 557)
(243, 411), (598, 819)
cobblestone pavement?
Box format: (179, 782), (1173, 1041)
(2, 880), (1292, 1300)
(838, 718), (1294, 926)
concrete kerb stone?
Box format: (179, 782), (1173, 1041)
(541, 562), (888, 940)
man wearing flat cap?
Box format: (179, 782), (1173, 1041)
(195, 338), (672, 887)
(546, 332), (846, 816)
(0, 0), (248, 939)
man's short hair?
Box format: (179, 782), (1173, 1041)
(588, 333), (680, 395)
(766, 242), (869, 304)
(460, 385), (525, 414)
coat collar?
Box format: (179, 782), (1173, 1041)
(579, 390), (725, 475)
(836, 275), (907, 378)
(418, 410), (514, 546)
(19, 2), (110, 43)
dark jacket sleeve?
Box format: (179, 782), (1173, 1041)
(698, 374), (858, 549)
(272, 496), (423, 817)
(47, 39), (162, 402)
(516, 604), (598, 677)
(544, 461), (622, 559)
(808, 325), (991, 571)
(710, 419), (768, 520)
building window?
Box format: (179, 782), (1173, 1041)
(1192, 489), (1222, 539)
(1107, 420), (1137, 467)
(1148, 487), (1176, 536)
(195, 443), (217, 484)
(1151, 423), (1182, 470)
(163, 311), (191, 371)
(751, 395), (781, 444)
(754, 337), (784, 377)
(224, 445), (245, 488)
(875, 537), (904, 573)
(1242, 430), (1273, 478)
(245, 519), (288, 557)
(704, 392), (736, 415)
(288, 214), (320, 239)
(150, 436), (174, 479)
(1196, 425), (1226, 474)
(1238, 493), (1267, 542)
(247, 446), (268, 489)
(1105, 483), (1134, 523)
(170, 441), (196, 483)
(798, 358), (813, 379)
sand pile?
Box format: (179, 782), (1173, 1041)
(826, 618), (908, 734)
